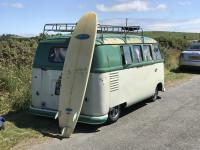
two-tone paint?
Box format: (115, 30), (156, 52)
(30, 34), (165, 124)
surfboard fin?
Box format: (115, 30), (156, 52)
(55, 111), (60, 120)
(61, 127), (71, 138)
(61, 127), (66, 136)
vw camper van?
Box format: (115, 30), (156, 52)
(30, 24), (165, 124)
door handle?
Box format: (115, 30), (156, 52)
(155, 68), (158, 72)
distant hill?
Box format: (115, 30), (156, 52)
(143, 31), (200, 41)
(0, 34), (37, 39)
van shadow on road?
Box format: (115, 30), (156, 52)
(120, 97), (160, 118)
(2, 98), (157, 140)
(2, 111), (103, 140)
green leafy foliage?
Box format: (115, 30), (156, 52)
(0, 35), (41, 114)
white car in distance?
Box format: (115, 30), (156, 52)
(180, 43), (200, 68)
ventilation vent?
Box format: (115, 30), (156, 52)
(110, 72), (119, 92)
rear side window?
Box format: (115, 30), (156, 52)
(121, 45), (132, 65)
(132, 45), (143, 63)
(48, 47), (67, 63)
(189, 44), (200, 50)
(152, 44), (162, 60)
(143, 45), (153, 61)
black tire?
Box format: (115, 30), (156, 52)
(152, 86), (159, 102)
(107, 105), (121, 124)
(179, 65), (184, 71)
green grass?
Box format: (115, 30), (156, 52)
(144, 31), (200, 40)
(165, 69), (191, 83)
(0, 121), (38, 150)
(0, 111), (60, 150)
(0, 66), (32, 114)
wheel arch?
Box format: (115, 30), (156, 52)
(157, 82), (163, 91)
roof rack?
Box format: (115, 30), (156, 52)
(43, 23), (76, 34)
(43, 23), (144, 42)
(97, 24), (144, 42)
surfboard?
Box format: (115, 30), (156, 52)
(57, 12), (97, 137)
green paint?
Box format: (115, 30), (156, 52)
(78, 114), (108, 124)
(33, 40), (70, 70)
(29, 107), (108, 124)
(33, 34), (163, 72)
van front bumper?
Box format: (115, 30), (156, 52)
(29, 106), (108, 125)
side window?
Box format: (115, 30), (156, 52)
(48, 47), (67, 63)
(143, 45), (153, 61)
(120, 45), (132, 65)
(152, 44), (162, 60)
(132, 45), (143, 63)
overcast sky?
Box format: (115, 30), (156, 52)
(0, 0), (200, 35)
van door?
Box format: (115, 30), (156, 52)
(32, 69), (62, 110)
(151, 44), (164, 87)
(40, 70), (61, 110)
(32, 47), (67, 110)
(118, 45), (146, 106)
(129, 45), (149, 103)
(141, 45), (155, 96)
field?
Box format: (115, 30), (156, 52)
(144, 31), (200, 40)
(0, 32), (199, 149)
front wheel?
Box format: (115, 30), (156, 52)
(107, 105), (121, 124)
(152, 87), (159, 102)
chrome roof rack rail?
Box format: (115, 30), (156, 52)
(97, 24), (144, 42)
(43, 23), (77, 34)
(43, 23), (144, 43)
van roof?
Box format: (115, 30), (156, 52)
(40, 34), (157, 45)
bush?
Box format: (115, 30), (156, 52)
(160, 47), (181, 70)
(0, 35), (39, 114)
(155, 36), (189, 50)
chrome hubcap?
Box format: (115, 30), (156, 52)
(110, 107), (119, 118)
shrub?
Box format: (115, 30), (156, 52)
(0, 35), (38, 114)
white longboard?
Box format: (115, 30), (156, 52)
(57, 12), (97, 137)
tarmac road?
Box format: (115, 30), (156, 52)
(29, 75), (200, 150)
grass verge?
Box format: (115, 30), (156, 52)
(0, 111), (59, 150)
(165, 69), (192, 85)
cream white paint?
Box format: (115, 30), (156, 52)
(31, 62), (164, 118)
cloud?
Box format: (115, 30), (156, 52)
(0, 2), (24, 9)
(156, 4), (167, 11)
(79, 3), (87, 9)
(178, 0), (191, 6)
(96, 0), (167, 12)
(148, 19), (200, 31)
(100, 18), (200, 32)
